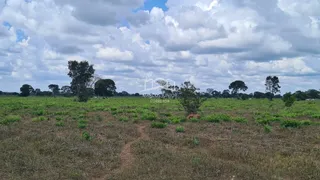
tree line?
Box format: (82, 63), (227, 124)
(0, 61), (319, 102)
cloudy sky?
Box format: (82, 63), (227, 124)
(0, 0), (319, 94)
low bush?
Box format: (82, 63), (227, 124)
(176, 126), (185, 133)
(32, 116), (48, 122)
(233, 117), (248, 123)
(151, 122), (167, 128)
(0, 115), (21, 125)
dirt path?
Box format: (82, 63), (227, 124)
(96, 124), (149, 180)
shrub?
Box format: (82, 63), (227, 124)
(171, 117), (181, 124)
(151, 122), (167, 128)
(233, 117), (248, 123)
(190, 118), (200, 123)
(0, 115), (21, 125)
(193, 137), (200, 146)
(56, 117), (63, 121)
(176, 126), (185, 133)
(119, 116), (129, 122)
(78, 120), (88, 129)
(311, 114), (320, 119)
(283, 92), (296, 107)
(178, 81), (206, 115)
(281, 120), (302, 128)
(33, 109), (45, 116)
(203, 115), (220, 123)
(82, 131), (92, 141)
(301, 120), (312, 126)
(142, 111), (157, 121)
(264, 125), (272, 133)
(32, 116), (48, 122)
(55, 122), (64, 127)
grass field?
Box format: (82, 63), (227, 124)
(0, 97), (319, 180)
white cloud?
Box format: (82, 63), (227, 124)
(96, 46), (134, 61)
(0, 0), (319, 93)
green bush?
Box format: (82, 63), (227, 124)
(176, 126), (185, 133)
(311, 114), (320, 119)
(119, 116), (129, 122)
(56, 117), (63, 121)
(193, 137), (200, 146)
(203, 115), (220, 123)
(142, 112), (157, 121)
(82, 131), (92, 141)
(171, 116), (181, 124)
(233, 117), (248, 123)
(264, 125), (272, 133)
(151, 122), (167, 128)
(281, 120), (302, 128)
(301, 120), (312, 126)
(55, 122), (64, 127)
(0, 115), (21, 125)
(33, 109), (45, 116)
(190, 118), (200, 123)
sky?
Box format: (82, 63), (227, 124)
(0, 0), (320, 94)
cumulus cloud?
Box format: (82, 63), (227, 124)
(0, 0), (319, 93)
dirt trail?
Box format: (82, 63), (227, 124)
(96, 124), (149, 180)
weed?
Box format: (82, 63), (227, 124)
(119, 116), (129, 122)
(190, 118), (200, 123)
(281, 120), (302, 128)
(33, 109), (45, 116)
(264, 125), (272, 133)
(176, 126), (185, 133)
(82, 131), (92, 141)
(32, 116), (48, 122)
(193, 137), (200, 146)
(141, 111), (157, 121)
(301, 120), (312, 126)
(311, 114), (320, 119)
(233, 117), (248, 123)
(0, 115), (21, 125)
(56, 116), (63, 121)
(151, 122), (167, 128)
(55, 122), (64, 127)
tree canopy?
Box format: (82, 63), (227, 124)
(94, 79), (116, 97)
(228, 80), (248, 95)
(20, 84), (34, 97)
(68, 61), (95, 102)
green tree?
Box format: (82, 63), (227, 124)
(94, 79), (116, 97)
(48, 84), (60, 97)
(67, 61), (95, 102)
(178, 81), (205, 115)
(265, 76), (281, 101)
(228, 80), (248, 98)
(283, 92), (296, 107)
(20, 84), (34, 97)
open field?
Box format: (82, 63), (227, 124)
(0, 97), (319, 180)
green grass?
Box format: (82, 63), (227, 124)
(176, 126), (185, 133)
(0, 115), (21, 125)
(151, 122), (167, 128)
(0, 97), (319, 180)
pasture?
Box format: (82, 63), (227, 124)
(0, 97), (319, 180)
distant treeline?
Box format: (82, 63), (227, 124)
(0, 61), (319, 102)
(1, 87), (319, 101)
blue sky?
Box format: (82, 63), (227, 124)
(0, 0), (320, 93)
(140, 0), (168, 11)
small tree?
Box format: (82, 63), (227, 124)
(48, 84), (60, 97)
(265, 76), (281, 101)
(229, 80), (248, 98)
(283, 92), (296, 107)
(20, 84), (34, 97)
(178, 81), (205, 115)
(68, 61), (95, 102)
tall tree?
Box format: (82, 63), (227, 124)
(229, 80), (248, 98)
(68, 61), (95, 102)
(94, 79), (116, 97)
(20, 84), (34, 97)
(48, 84), (60, 97)
(265, 76), (281, 101)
